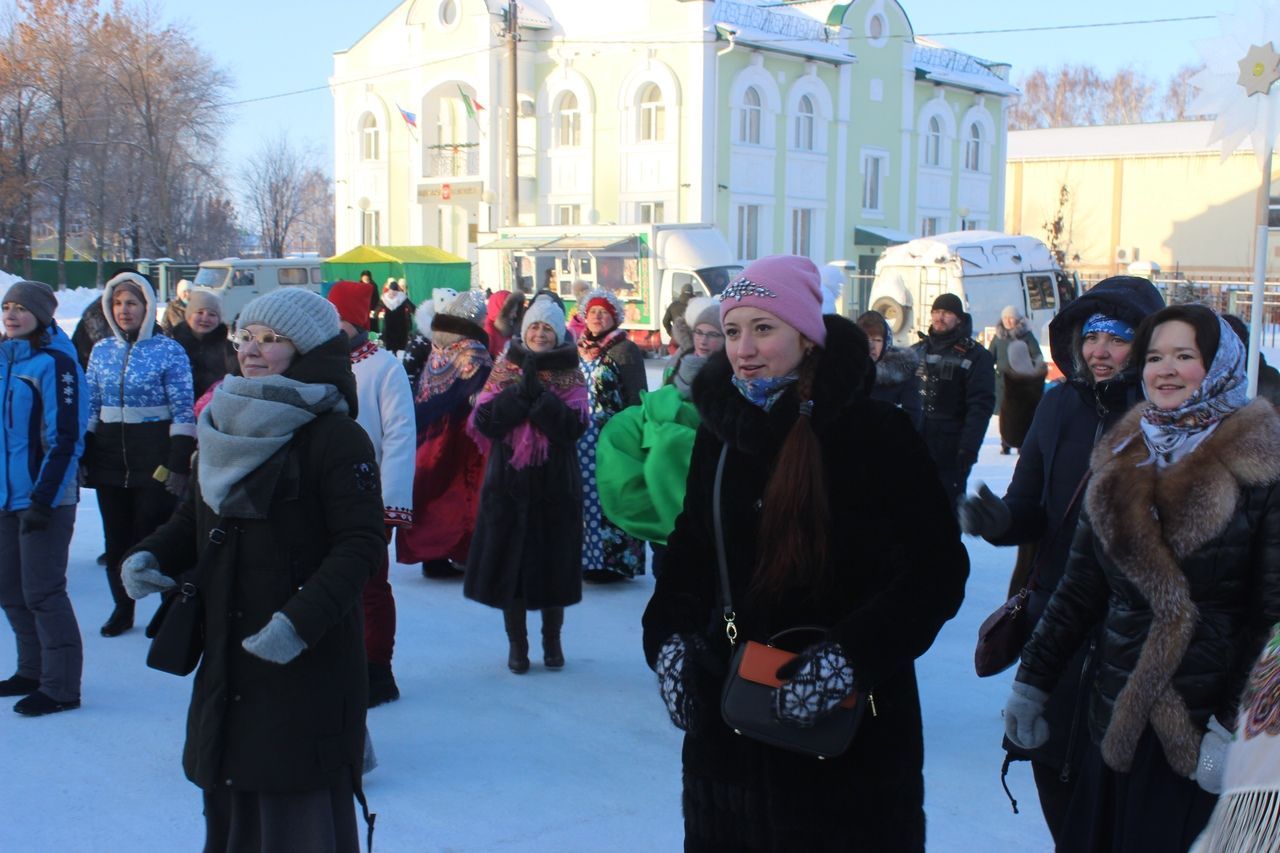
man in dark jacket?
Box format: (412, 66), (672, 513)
(912, 293), (995, 504)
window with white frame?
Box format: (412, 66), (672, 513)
(963, 123), (982, 172)
(794, 95), (814, 150)
(638, 84), (665, 142)
(736, 205), (760, 260)
(361, 210), (380, 245)
(791, 208), (813, 257)
(359, 114), (379, 161)
(862, 152), (886, 212)
(638, 201), (665, 224)
(961, 218), (984, 231)
(556, 205), (580, 225)
(921, 216), (940, 237)
(555, 92), (580, 148)
(740, 87), (762, 144)
(924, 116), (942, 167)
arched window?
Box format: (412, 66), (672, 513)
(924, 116), (942, 167)
(638, 84), (665, 142)
(555, 92), (580, 148)
(794, 94), (815, 150)
(740, 86), (762, 144)
(359, 113), (379, 161)
(963, 123), (982, 172)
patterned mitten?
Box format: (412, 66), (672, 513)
(773, 641), (856, 727)
(656, 634), (706, 733)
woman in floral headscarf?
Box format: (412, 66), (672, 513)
(1005, 304), (1280, 851)
(396, 291), (493, 578)
(576, 289), (647, 581)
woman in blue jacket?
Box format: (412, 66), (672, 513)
(0, 281), (89, 716)
(85, 272), (194, 637)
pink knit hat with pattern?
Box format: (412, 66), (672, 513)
(719, 255), (827, 347)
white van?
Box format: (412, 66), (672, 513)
(190, 258), (326, 322)
(867, 231), (1078, 348)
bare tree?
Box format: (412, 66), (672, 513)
(1161, 63), (1207, 121)
(242, 134), (321, 258)
(1010, 63), (1185, 130)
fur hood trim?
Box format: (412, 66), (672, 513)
(1086, 398), (1280, 775)
(873, 347), (917, 387)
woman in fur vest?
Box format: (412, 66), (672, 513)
(1005, 304), (1280, 851)
(997, 337), (1047, 451)
(464, 295), (589, 673)
(642, 255), (969, 852)
(990, 305), (1043, 454)
(856, 310), (921, 430)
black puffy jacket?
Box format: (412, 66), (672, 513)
(1018, 400), (1280, 777)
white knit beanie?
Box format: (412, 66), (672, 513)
(684, 296), (720, 331)
(522, 294), (567, 338)
(237, 288), (339, 354)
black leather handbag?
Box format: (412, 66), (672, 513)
(709, 445), (868, 760)
(146, 572), (204, 676)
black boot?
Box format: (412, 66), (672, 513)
(422, 559), (462, 579)
(367, 662), (400, 707)
(0, 674), (38, 697)
(542, 607), (564, 670)
(102, 566), (134, 637)
(503, 605), (530, 674)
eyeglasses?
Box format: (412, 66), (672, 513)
(692, 329), (724, 341)
(230, 329), (293, 351)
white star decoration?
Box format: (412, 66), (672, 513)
(1191, 3), (1280, 167)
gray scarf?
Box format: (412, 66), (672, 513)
(198, 375), (347, 516)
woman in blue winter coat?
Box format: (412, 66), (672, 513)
(0, 281), (89, 716)
(85, 271), (195, 638)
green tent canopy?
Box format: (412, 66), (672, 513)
(322, 245), (471, 304)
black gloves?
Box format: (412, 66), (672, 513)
(958, 482), (1012, 538)
(773, 641), (856, 727)
(956, 448), (978, 474)
(18, 501), (51, 535)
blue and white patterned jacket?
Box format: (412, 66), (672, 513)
(85, 273), (195, 488)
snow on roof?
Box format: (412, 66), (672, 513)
(482, 0), (552, 30)
(713, 0), (855, 65)
(912, 40), (1017, 97)
(1008, 121), (1246, 160)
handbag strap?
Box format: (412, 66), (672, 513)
(711, 444), (738, 646)
(1025, 470), (1091, 592)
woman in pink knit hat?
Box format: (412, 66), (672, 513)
(642, 255), (968, 851)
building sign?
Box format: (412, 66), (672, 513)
(417, 181), (483, 202)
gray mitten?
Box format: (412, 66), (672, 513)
(1193, 717), (1233, 794)
(958, 482), (1012, 538)
(121, 551), (176, 600)
(656, 634), (705, 733)
(773, 641), (856, 727)
(1004, 681), (1051, 749)
(241, 612), (306, 665)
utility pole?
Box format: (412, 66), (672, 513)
(506, 0), (519, 228)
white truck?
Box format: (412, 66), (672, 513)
(478, 224), (741, 351)
(867, 231), (1078, 349)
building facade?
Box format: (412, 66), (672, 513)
(331, 0), (1015, 293)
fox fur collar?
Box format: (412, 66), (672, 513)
(1086, 398), (1280, 776)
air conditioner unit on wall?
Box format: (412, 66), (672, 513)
(1114, 247), (1140, 263)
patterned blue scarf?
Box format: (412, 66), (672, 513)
(1136, 315), (1249, 468)
(732, 372), (798, 411)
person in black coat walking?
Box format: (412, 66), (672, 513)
(169, 289), (236, 401)
(375, 279), (415, 354)
(958, 275), (1163, 841)
(912, 293), (995, 504)
(464, 296), (589, 673)
(642, 255), (968, 852)
(857, 310), (922, 431)
(123, 288), (385, 853)
(1004, 304), (1280, 851)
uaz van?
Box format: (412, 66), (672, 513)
(190, 258), (325, 322)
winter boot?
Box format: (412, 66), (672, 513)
(14, 691), (80, 716)
(101, 566), (134, 637)
(422, 559), (462, 579)
(503, 605), (530, 674)
(368, 662), (401, 707)
(0, 674), (39, 697)
(541, 607), (565, 670)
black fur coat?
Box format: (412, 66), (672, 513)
(642, 315), (969, 852)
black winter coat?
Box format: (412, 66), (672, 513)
(376, 299), (415, 353)
(134, 340), (384, 794)
(464, 344), (586, 610)
(642, 315), (969, 852)
(868, 347), (922, 431)
(911, 315), (995, 494)
(1018, 400), (1280, 779)
(171, 322), (237, 400)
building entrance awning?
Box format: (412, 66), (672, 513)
(854, 226), (916, 246)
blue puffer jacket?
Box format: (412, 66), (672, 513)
(86, 273), (195, 488)
(0, 323), (89, 511)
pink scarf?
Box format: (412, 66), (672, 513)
(467, 347), (589, 469)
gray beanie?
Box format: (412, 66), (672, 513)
(3, 280), (56, 328)
(237, 288), (338, 354)
(443, 290), (487, 325)
(522, 293), (567, 338)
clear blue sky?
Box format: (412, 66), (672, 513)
(187, 0), (1212, 178)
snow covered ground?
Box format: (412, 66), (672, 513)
(0, 353), (1057, 851)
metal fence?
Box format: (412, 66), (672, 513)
(1080, 274), (1280, 347)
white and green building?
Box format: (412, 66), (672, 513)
(332, 0), (1015, 308)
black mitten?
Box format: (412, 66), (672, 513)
(773, 641), (855, 728)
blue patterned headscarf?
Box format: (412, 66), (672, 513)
(1083, 312), (1135, 342)
(1137, 315), (1249, 468)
